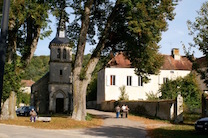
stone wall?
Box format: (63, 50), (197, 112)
(31, 73), (49, 114)
(100, 95), (183, 122)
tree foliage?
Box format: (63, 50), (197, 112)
(16, 92), (30, 107)
(2, 63), (21, 102)
(159, 73), (202, 110)
(21, 56), (50, 81)
(7, 0), (54, 65)
(68, 0), (179, 120)
(187, 1), (208, 86)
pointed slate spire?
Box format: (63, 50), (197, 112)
(50, 1), (69, 45)
(56, 2), (66, 38)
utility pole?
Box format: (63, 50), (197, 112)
(0, 0), (10, 113)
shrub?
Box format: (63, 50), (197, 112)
(159, 73), (202, 110)
(146, 91), (159, 100)
(119, 85), (129, 101)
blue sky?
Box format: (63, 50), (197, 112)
(35, 0), (207, 58)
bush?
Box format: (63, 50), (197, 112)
(159, 73), (202, 110)
(146, 91), (159, 100)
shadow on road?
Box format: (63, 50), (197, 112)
(83, 126), (146, 138)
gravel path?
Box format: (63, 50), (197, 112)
(0, 109), (149, 138)
(85, 109), (148, 138)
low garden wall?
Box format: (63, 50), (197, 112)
(100, 95), (183, 122)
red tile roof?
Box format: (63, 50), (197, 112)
(161, 55), (192, 70)
(107, 52), (131, 68)
(21, 80), (35, 87)
(107, 52), (192, 70)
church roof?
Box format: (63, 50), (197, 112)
(107, 52), (192, 70)
(50, 37), (70, 45)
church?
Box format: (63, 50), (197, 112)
(31, 11), (73, 114)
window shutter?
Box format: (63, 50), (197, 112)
(132, 76), (137, 86)
(123, 76), (127, 86)
(115, 75), (119, 86)
(106, 75), (110, 86)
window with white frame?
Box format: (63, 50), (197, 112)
(163, 77), (169, 83)
(138, 76), (143, 86)
(127, 76), (132, 86)
(110, 75), (116, 85)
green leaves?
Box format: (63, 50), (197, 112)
(187, 2), (208, 55)
(21, 56), (50, 81)
(3, 63), (21, 102)
(160, 73), (202, 110)
(187, 1), (208, 92)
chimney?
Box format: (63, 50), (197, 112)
(171, 48), (180, 60)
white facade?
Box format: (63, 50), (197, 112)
(97, 67), (191, 104)
(20, 87), (32, 94)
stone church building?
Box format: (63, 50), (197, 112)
(31, 14), (73, 114)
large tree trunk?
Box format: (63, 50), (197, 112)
(72, 0), (94, 121)
(7, 19), (17, 63)
(72, 0), (120, 121)
(0, 92), (17, 120)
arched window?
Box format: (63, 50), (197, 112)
(63, 49), (66, 59)
(57, 48), (61, 58)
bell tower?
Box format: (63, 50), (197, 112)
(48, 3), (72, 113)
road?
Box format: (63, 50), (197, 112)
(0, 109), (148, 138)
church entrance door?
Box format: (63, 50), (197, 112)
(56, 98), (64, 113)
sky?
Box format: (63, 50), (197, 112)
(34, 0), (207, 58)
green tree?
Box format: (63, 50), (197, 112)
(69, 0), (178, 120)
(16, 92), (30, 106)
(2, 63), (21, 102)
(7, 0), (52, 65)
(187, 1), (208, 86)
(21, 56), (49, 81)
(159, 73), (201, 110)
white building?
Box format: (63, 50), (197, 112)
(21, 80), (35, 94)
(97, 48), (192, 104)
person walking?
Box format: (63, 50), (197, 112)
(121, 105), (126, 118)
(115, 105), (120, 118)
(125, 105), (130, 118)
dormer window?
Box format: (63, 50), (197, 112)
(63, 49), (66, 59)
(57, 48), (61, 58)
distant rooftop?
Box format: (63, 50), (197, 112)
(107, 51), (192, 70)
(21, 80), (35, 87)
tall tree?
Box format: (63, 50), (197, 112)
(187, 1), (208, 86)
(68, 0), (178, 120)
(8, 0), (52, 66)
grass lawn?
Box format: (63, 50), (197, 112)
(148, 113), (208, 138)
(0, 114), (103, 129)
(149, 125), (208, 138)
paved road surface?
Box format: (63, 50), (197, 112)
(0, 109), (148, 138)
